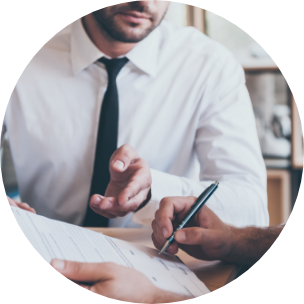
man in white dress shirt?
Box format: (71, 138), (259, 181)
(4, 1), (268, 228)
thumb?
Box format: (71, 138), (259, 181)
(51, 260), (113, 282)
(110, 145), (138, 173)
(175, 227), (210, 245)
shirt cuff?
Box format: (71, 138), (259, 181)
(132, 170), (269, 227)
(131, 169), (185, 227)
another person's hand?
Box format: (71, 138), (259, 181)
(51, 260), (187, 303)
(7, 196), (36, 213)
(89, 144), (152, 219)
(152, 196), (233, 261)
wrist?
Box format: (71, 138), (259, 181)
(223, 225), (284, 265)
(134, 188), (151, 213)
(221, 225), (238, 263)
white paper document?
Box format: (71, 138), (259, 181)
(11, 206), (210, 297)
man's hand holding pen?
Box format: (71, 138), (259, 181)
(151, 196), (234, 261)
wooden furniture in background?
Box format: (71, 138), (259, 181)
(186, 6), (206, 32)
(267, 170), (291, 225)
(89, 227), (240, 292)
(291, 95), (303, 169)
(239, 70), (301, 225)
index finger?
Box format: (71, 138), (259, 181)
(117, 170), (151, 205)
(110, 144), (139, 173)
(154, 196), (197, 238)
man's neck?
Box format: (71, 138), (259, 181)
(82, 14), (136, 58)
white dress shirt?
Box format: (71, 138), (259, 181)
(4, 19), (268, 228)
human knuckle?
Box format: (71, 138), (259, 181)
(128, 201), (137, 212)
(131, 157), (141, 165)
(115, 145), (130, 159)
(126, 185), (136, 196)
(135, 158), (145, 166)
(142, 174), (152, 186)
(131, 202), (139, 212)
(130, 181), (140, 189)
(131, 180), (143, 192)
(159, 198), (167, 208)
(151, 233), (159, 247)
(120, 144), (133, 154)
(154, 212), (162, 223)
(187, 196), (197, 205)
(121, 144), (131, 150)
(104, 262), (116, 270)
(122, 151), (130, 159)
(71, 262), (81, 275)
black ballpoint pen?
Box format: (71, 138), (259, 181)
(159, 181), (219, 255)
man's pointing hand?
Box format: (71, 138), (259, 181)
(89, 144), (152, 218)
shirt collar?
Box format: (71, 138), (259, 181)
(70, 18), (161, 77)
(71, 19), (104, 75)
(126, 25), (161, 77)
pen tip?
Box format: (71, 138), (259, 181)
(215, 181), (219, 186)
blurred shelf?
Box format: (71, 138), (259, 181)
(233, 48), (279, 73)
(291, 95), (303, 169)
(264, 158), (291, 169)
(267, 169), (291, 226)
(243, 66), (280, 73)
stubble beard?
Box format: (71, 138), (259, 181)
(92, 5), (166, 43)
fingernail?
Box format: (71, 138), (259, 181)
(113, 160), (124, 170)
(176, 231), (186, 242)
(92, 196), (102, 207)
(52, 259), (65, 270)
(163, 228), (168, 238)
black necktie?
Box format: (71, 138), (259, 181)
(83, 57), (129, 227)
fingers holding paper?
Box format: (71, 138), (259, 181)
(89, 144), (152, 218)
(7, 196), (36, 213)
(50, 259), (184, 303)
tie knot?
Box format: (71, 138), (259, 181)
(99, 57), (129, 80)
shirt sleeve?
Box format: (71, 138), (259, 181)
(132, 54), (268, 228)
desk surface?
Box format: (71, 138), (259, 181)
(88, 228), (240, 292)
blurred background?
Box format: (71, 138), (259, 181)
(2, 1), (303, 226)
(164, 2), (303, 226)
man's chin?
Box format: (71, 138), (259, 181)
(109, 24), (153, 43)
(95, 12), (155, 43)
